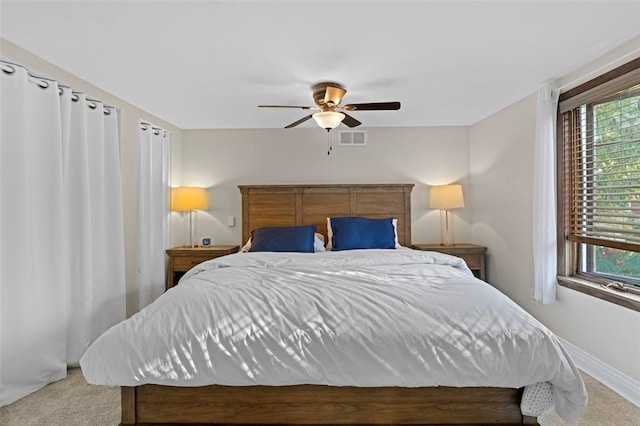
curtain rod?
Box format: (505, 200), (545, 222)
(1, 59), (116, 115)
(140, 122), (167, 136)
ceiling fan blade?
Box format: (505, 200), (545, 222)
(324, 86), (346, 106)
(343, 101), (401, 111)
(284, 114), (313, 128)
(341, 113), (362, 128)
(259, 105), (314, 109)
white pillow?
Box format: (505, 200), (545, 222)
(326, 217), (400, 251)
(241, 232), (326, 252)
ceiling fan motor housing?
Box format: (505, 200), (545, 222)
(312, 81), (345, 108)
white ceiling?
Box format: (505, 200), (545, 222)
(1, 1), (639, 129)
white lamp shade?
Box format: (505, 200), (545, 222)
(170, 187), (209, 211)
(312, 111), (345, 129)
(429, 184), (464, 209)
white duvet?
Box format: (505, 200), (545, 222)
(80, 249), (587, 422)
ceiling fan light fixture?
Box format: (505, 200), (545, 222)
(312, 111), (345, 129)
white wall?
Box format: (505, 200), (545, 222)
(0, 39), (183, 316)
(180, 127), (471, 247)
(469, 39), (640, 382)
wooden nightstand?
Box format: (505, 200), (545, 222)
(412, 243), (487, 281)
(166, 245), (239, 289)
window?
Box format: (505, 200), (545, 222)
(558, 58), (640, 310)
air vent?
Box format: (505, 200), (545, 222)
(338, 130), (366, 146)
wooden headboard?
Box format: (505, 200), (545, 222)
(238, 184), (414, 246)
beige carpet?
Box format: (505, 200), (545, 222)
(0, 368), (638, 425)
(0, 368), (119, 426)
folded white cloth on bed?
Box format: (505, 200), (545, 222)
(80, 249), (586, 422)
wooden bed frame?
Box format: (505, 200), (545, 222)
(121, 183), (538, 425)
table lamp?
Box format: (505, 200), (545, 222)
(170, 187), (209, 248)
(429, 184), (464, 246)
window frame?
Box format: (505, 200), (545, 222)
(556, 57), (640, 312)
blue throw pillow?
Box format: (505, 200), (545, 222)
(330, 217), (396, 251)
(249, 225), (316, 253)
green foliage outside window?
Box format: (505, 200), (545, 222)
(594, 246), (640, 280)
(589, 87), (640, 284)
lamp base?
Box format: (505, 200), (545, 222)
(187, 210), (198, 248)
(440, 209), (456, 246)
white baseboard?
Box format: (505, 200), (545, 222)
(558, 337), (640, 408)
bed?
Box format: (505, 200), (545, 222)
(80, 183), (586, 425)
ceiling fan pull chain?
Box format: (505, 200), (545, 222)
(326, 128), (332, 155)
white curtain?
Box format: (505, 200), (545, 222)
(62, 90), (126, 364)
(138, 124), (170, 309)
(0, 62), (126, 406)
(533, 86), (560, 305)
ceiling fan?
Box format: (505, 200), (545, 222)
(258, 81), (401, 130)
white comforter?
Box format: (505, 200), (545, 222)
(80, 249), (587, 422)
